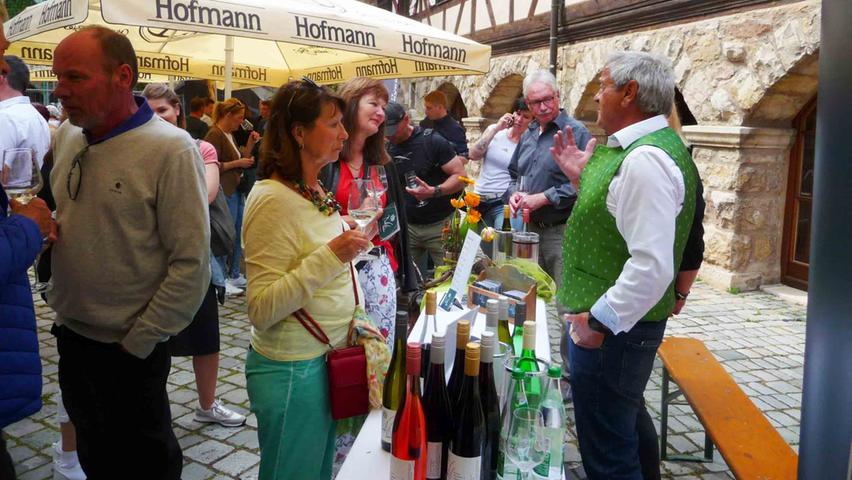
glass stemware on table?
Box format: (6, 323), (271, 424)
(503, 406), (550, 480)
(2, 148), (51, 293)
(348, 179), (380, 263)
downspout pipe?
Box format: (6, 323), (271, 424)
(549, 0), (561, 75)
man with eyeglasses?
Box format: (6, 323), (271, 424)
(48, 26), (210, 479)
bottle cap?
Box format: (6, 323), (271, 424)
(547, 365), (561, 378)
(514, 301), (527, 323)
(456, 320), (470, 348)
(480, 331), (494, 363)
(522, 208), (530, 223)
(407, 342), (421, 376)
(486, 299), (498, 328)
(522, 321), (536, 350)
(425, 290), (437, 315)
(464, 342), (481, 376)
(511, 367), (525, 380)
(430, 331), (445, 364)
(498, 296), (509, 320)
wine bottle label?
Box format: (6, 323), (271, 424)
(446, 452), (481, 480)
(390, 455), (415, 480)
(382, 407), (397, 446)
(425, 442), (443, 478)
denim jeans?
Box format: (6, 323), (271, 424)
(225, 192), (245, 279)
(568, 319), (667, 480)
(211, 254), (227, 288)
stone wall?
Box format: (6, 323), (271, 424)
(400, 0), (821, 291)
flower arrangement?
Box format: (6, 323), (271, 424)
(441, 176), (483, 259)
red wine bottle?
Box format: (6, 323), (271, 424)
(383, 311), (409, 452)
(479, 332), (500, 480)
(446, 342), (484, 479)
(446, 320), (470, 409)
(423, 332), (452, 479)
(391, 343), (427, 480)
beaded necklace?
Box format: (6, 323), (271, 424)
(292, 179), (341, 216)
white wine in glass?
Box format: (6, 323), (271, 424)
(368, 164), (388, 199)
(1, 148), (42, 205)
(348, 180), (379, 262)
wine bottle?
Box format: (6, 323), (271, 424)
(391, 343), (428, 480)
(479, 332), (500, 480)
(383, 311), (409, 452)
(422, 290), (438, 381)
(494, 205), (513, 264)
(511, 302), (526, 356)
(533, 366), (566, 480)
(447, 343), (484, 479)
(447, 320), (470, 409)
(423, 332), (453, 480)
(497, 368), (528, 479)
(496, 296), (512, 348)
(501, 205), (512, 232)
(485, 299), (498, 338)
(515, 321), (542, 408)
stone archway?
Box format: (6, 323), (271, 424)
(435, 82), (468, 122)
(480, 74), (524, 120)
(743, 52), (819, 128)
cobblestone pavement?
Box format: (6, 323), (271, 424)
(6, 281), (806, 480)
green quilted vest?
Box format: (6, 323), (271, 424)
(557, 127), (698, 321)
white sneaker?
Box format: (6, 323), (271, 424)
(52, 442), (86, 480)
(228, 275), (248, 288)
(194, 399), (247, 427)
(224, 282), (243, 296)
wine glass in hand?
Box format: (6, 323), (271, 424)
(368, 165), (388, 199)
(348, 180), (379, 261)
(404, 170), (427, 207)
(504, 406), (549, 479)
(2, 148), (50, 293)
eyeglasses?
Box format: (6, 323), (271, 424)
(286, 76), (322, 118)
(526, 95), (556, 109)
(66, 145), (89, 201)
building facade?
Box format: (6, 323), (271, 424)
(390, 0), (820, 292)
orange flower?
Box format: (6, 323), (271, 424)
(466, 208), (482, 225)
(458, 175), (476, 185)
(450, 198), (465, 209)
(464, 191), (481, 208)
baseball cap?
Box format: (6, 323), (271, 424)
(384, 101), (407, 137)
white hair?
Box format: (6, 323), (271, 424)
(523, 69), (560, 97)
(606, 51), (675, 117)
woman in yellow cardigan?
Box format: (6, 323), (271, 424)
(242, 79), (376, 480)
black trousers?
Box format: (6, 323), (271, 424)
(53, 325), (182, 480)
(0, 432), (16, 480)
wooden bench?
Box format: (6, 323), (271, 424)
(657, 337), (798, 479)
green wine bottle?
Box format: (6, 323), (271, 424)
(497, 296), (512, 348)
(511, 301), (526, 356)
(381, 311), (409, 452)
(515, 320), (542, 408)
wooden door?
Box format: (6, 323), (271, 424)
(781, 98), (816, 290)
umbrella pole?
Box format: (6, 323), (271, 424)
(224, 36), (234, 98)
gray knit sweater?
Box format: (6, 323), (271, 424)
(49, 115), (211, 358)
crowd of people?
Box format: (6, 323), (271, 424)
(1, 1), (706, 477)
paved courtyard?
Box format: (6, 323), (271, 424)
(5, 281), (806, 479)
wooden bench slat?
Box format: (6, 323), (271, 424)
(658, 337), (798, 480)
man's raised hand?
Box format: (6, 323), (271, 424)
(551, 127), (596, 187)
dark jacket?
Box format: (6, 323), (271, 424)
(319, 160), (419, 293)
(0, 185), (43, 428)
(204, 126), (242, 196)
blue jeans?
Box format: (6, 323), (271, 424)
(568, 319), (667, 480)
(211, 254), (227, 287)
(225, 192), (245, 279)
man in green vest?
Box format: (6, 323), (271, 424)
(550, 51), (700, 479)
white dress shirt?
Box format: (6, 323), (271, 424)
(589, 115), (686, 334)
(0, 96), (51, 168)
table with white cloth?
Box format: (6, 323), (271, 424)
(336, 298), (552, 479)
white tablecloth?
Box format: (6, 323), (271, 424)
(336, 298), (551, 480)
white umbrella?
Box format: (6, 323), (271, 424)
(4, 0), (491, 96)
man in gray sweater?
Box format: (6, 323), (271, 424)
(48, 26), (210, 479)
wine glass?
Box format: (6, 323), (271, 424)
(348, 180), (379, 262)
(404, 170), (428, 207)
(504, 406), (549, 479)
(2, 148), (50, 293)
(368, 165), (388, 200)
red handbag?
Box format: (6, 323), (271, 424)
(294, 261), (370, 420)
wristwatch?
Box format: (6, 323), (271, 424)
(675, 290), (689, 301)
(433, 185), (443, 198)
(587, 314), (611, 334)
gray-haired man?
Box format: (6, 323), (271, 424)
(552, 51), (700, 480)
